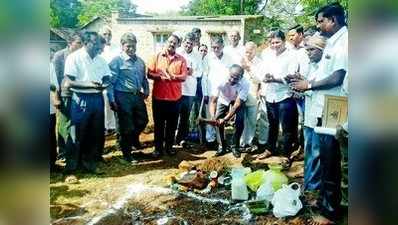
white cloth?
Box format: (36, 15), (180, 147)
(200, 55), (210, 96)
(211, 77), (250, 106)
(224, 45), (245, 65)
(312, 26), (348, 120)
(64, 48), (112, 93)
(177, 48), (202, 96)
(304, 63), (322, 128)
(101, 44), (119, 130)
(243, 56), (264, 106)
(206, 52), (235, 97)
(290, 47), (310, 78)
(101, 43), (120, 63)
(50, 63), (58, 115)
(259, 48), (299, 103)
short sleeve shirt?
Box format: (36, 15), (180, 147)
(64, 48), (112, 93)
(206, 52), (235, 97)
(147, 51), (188, 101)
(259, 48), (299, 103)
(313, 26), (348, 119)
(212, 77), (250, 106)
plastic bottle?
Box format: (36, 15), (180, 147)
(231, 168), (249, 200)
(263, 164), (288, 191)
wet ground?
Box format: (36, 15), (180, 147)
(50, 132), (347, 225)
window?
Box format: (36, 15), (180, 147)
(153, 33), (171, 53)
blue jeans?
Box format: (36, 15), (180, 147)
(303, 127), (321, 191)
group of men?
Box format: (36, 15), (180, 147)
(50, 2), (347, 224)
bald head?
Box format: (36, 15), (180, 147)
(228, 30), (241, 47)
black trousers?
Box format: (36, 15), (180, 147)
(266, 97), (298, 156)
(152, 98), (180, 151)
(115, 91), (148, 158)
(215, 102), (245, 149)
(318, 133), (342, 220)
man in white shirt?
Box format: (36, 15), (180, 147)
(291, 3), (347, 224)
(100, 26), (120, 135)
(256, 30), (300, 160)
(224, 30), (245, 65)
(209, 64), (250, 158)
(205, 37), (235, 148)
(239, 42), (264, 149)
(293, 35), (327, 193)
(287, 25), (311, 149)
(176, 33), (202, 146)
(63, 31), (112, 175)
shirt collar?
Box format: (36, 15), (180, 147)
(121, 52), (137, 62)
(327, 26), (347, 46)
(161, 50), (178, 60)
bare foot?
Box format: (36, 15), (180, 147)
(256, 149), (272, 160)
(64, 175), (79, 184)
(308, 215), (335, 225)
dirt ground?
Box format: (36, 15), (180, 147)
(50, 133), (347, 225)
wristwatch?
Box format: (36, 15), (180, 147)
(307, 81), (312, 90)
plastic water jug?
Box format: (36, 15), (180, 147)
(263, 164), (288, 191)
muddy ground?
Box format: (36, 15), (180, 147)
(50, 133), (347, 225)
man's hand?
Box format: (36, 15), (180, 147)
(290, 80), (310, 92)
(109, 102), (118, 111)
(217, 118), (226, 126)
(159, 70), (171, 80)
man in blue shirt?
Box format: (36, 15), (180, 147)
(108, 32), (149, 163)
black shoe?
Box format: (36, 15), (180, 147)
(232, 147), (241, 158)
(206, 141), (218, 150)
(215, 145), (227, 156)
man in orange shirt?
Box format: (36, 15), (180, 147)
(147, 34), (188, 157)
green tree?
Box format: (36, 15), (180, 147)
(78, 0), (137, 26)
(50, 6), (60, 28)
(50, 0), (82, 28)
(182, 0), (262, 16)
(296, 0), (348, 28)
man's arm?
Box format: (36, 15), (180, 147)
(224, 98), (242, 121)
(209, 96), (218, 119)
(142, 64), (150, 98)
(52, 51), (64, 85)
(311, 69), (346, 90)
(63, 75), (100, 89)
(290, 69), (346, 91)
(168, 58), (187, 81)
(147, 54), (166, 80)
